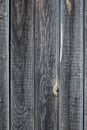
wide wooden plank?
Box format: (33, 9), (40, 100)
(34, 0), (60, 130)
(0, 0), (9, 129)
(84, 1), (87, 130)
(11, 0), (34, 129)
(59, 0), (83, 130)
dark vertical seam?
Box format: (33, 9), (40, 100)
(58, 0), (61, 129)
(33, 0), (36, 130)
(83, 0), (85, 129)
(56, 0), (60, 129)
(9, 0), (11, 129)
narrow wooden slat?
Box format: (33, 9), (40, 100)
(11, 0), (34, 129)
(35, 0), (59, 130)
(0, 0), (9, 129)
(59, 0), (83, 130)
(84, 1), (87, 130)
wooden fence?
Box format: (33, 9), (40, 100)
(0, 0), (86, 130)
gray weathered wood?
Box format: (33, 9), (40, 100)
(84, 1), (87, 130)
(11, 0), (34, 129)
(34, 0), (59, 130)
(0, 0), (9, 129)
(59, 0), (83, 130)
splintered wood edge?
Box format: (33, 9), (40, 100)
(66, 0), (72, 15)
(53, 80), (59, 96)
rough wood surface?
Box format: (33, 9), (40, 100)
(11, 0), (35, 129)
(59, 0), (83, 130)
(34, 0), (59, 130)
(84, 1), (87, 129)
(0, 0), (9, 129)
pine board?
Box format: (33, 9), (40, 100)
(0, 0), (9, 129)
(34, 0), (60, 130)
(11, 0), (35, 129)
(59, 0), (83, 130)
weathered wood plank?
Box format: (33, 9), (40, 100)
(34, 0), (60, 130)
(11, 0), (34, 129)
(59, 0), (83, 130)
(84, 1), (87, 130)
(0, 0), (9, 129)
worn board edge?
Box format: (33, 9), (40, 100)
(84, 0), (87, 129)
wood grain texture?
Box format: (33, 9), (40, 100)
(34, 0), (60, 130)
(59, 0), (83, 130)
(0, 0), (9, 129)
(11, 0), (34, 129)
(84, 1), (87, 129)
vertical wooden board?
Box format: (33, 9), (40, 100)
(35, 0), (59, 130)
(59, 0), (83, 130)
(11, 0), (34, 129)
(84, 1), (87, 129)
(0, 0), (9, 129)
